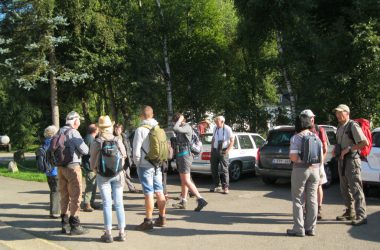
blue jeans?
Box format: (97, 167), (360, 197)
(137, 167), (164, 195)
(97, 171), (126, 230)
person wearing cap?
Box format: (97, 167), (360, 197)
(300, 109), (328, 220)
(333, 104), (368, 226)
(210, 115), (235, 194)
(82, 124), (99, 212)
(58, 111), (89, 235)
(90, 116), (127, 243)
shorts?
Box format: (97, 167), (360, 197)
(137, 167), (164, 195)
(319, 165), (327, 185)
(176, 153), (192, 174)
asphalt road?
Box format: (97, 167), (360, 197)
(0, 169), (380, 250)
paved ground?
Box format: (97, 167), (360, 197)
(0, 163), (380, 250)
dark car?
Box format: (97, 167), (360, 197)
(256, 125), (338, 187)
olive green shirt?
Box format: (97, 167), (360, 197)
(336, 120), (367, 154)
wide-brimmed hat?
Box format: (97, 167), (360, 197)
(333, 104), (350, 113)
(97, 115), (115, 128)
(300, 109), (315, 117)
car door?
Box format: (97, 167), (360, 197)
(235, 134), (255, 171)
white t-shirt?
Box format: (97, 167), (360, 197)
(212, 125), (234, 149)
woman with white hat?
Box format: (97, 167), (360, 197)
(90, 115), (127, 243)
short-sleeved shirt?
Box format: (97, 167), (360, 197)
(336, 120), (367, 158)
(212, 124), (234, 149)
(290, 131), (322, 168)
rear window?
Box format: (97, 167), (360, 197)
(373, 132), (380, 147)
(267, 130), (294, 146)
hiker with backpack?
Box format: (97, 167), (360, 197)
(171, 113), (208, 211)
(36, 125), (60, 219)
(90, 116), (127, 243)
(54, 111), (89, 235)
(300, 109), (328, 220)
(333, 104), (369, 226)
(210, 116), (235, 194)
(82, 124), (100, 212)
(132, 105), (167, 230)
(287, 114), (323, 237)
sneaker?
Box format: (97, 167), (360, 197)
(222, 188), (229, 194)
(351, 217), (367, 226)
(135, 219), (153, 231)
(154, 216), (166, 227)
(172, 200), (186, 209)
(83, 203), (94, 212)
(305, 230), (316, 236)
(209, 186), (222, 193)
(100, 232), (113, 243)
(188, 192), (195, 198)
(286, 229), (305, 237)
(114, 232), (126, 242)
(317, 206), (322, 220)
(91, 203), (102, 210)
(336, 209), (355, 221)
(49, 214), (60, 219)
(194, 198), (208, 212)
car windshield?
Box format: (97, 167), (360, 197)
(373, 132), (380, 147)
(267, 130), (294, 146)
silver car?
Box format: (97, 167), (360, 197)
(191, 132), (265, 181)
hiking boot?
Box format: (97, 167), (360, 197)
(317, 206), (322, 221)
(336, 209), (355, 221)
(61, 214), (70, 234)
(83, 203), (94, 212)
(154, 215), (166, 227)
(114, 232), (126, 242)
(135, 218), (153, 231)
(69, 216), (89, 235)
(194, 198), (208, 212)
(172, 200), (187, 209)
(305, 230), (316, 236)
(100, 232), (113, 243)
(91, 203), (102, 210)
(351, 217), (367, 226)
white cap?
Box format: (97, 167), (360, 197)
(300, 109), (315, 117)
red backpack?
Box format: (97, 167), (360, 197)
(348, 118), (373, 158)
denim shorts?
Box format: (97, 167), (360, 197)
(137, 167), (164, 195)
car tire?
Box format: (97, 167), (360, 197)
(323, 164), (332, 189)
(229, 162), (242, 182)
(262, 176), (277, 185)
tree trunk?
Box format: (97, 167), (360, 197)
(48, 48), (59, 128)
(106, 82), (118, 122)
(276, 30), (296, 117)
(81, 95), (91, 125)
(155, 0), (173, 127)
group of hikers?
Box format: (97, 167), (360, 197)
(36, 103), (370, 242)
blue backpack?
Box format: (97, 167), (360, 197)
(36, 143), (53, 173)
(300, 133), (322, 165)
(97, 137), (123, 177)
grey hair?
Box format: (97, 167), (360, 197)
(65, 118), (76, 126)
(215, 116), (225, 123)
(44, 125), (58, 138)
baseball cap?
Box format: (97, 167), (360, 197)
(333, 104), (350, 113)
(66, 111), (84, 121)
(300, 109), (315, 117)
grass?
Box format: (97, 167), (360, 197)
(0, 159), (47, 182)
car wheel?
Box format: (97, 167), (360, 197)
(229, 162), (242, 182)
(323, 164), (332, 189)
(262, 176), (277, 185)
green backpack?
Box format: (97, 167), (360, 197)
(141, 125), (169, 164)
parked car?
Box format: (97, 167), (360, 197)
(191, 132), (266, 181)
(256, 125), (338, 187)
(361, 127), (380, 196)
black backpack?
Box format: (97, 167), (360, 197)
(300, 133), (322, 165)
(97, 137), (123, 177)
(35, 144), (53, 173)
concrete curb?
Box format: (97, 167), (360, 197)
(0, 221), (67, 250)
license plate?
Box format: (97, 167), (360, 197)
(272, 158), (291, 164)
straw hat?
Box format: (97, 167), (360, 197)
(97, 115), (114, 128)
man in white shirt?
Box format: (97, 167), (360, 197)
(210, 116), (235, 194)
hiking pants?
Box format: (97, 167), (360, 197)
(338, 156), (367, 219)
(59, 164), (82, 217)
(47, 175), (60, 216)
(291, 167), (319, 234)
(210, 148), (229, 188)
(83, 170), (97, 206)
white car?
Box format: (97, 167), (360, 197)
(191, 132), (266, 181)
(361, 127), (380, 196)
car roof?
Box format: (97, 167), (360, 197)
(319, 125), (337, 131)
(270, 125), (295, 131)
